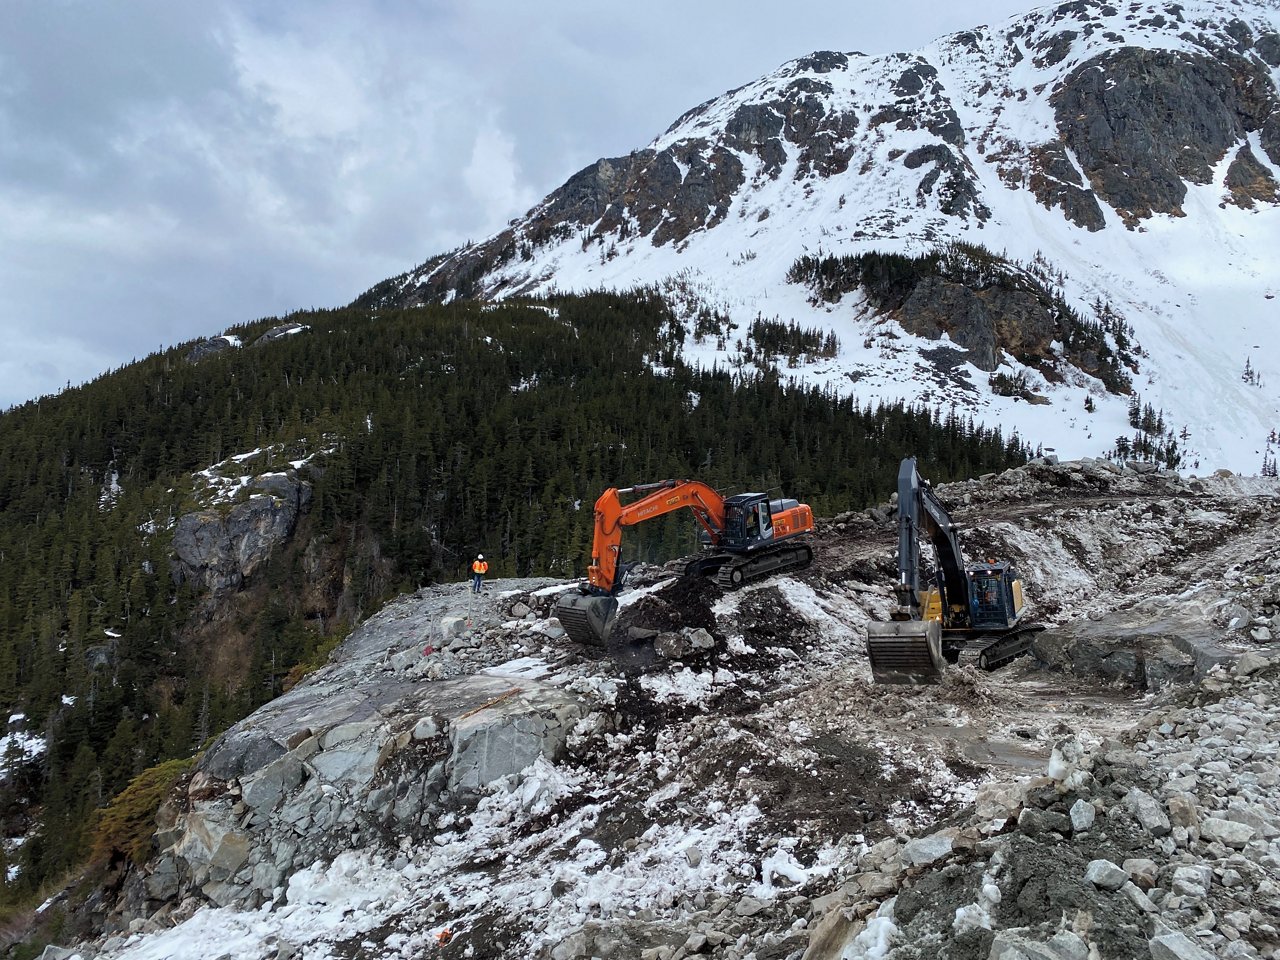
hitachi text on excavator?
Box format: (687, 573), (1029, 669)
(555, 480), (815, 647)
(866, 458), (1043, 684)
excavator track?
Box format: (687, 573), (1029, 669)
(956, 625), (1045, 671)
(713, 542), (813, 589)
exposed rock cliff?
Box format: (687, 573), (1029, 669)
(1052, 47), (1279, 225)
(170, 472), (312, 597)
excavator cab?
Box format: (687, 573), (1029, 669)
(967, 562), (1024, 630)
(721, 494), (775, 549)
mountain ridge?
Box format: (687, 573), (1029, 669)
(358, 0), (1280, 472)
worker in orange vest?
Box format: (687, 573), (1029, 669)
(471, 554), (488, 594)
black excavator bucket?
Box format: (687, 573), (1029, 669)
(554, 593), (619, 647)
(866, 619), (946, 684)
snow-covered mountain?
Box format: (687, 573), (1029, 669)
(360, 0), (1280, 473)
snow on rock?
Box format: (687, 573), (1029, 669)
(61, 460), (1280, 959)
(378, 0), (1280, 473)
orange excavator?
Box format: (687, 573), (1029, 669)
(554, 480), (815, 647)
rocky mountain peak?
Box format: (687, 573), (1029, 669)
(355, 0), (1280, 472)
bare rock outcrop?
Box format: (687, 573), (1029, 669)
(1054, 48), (1277, 225)
(170, 473), (312, 595)
(142, 581), (587, 912)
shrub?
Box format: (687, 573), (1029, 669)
(89, 757), (194, 866)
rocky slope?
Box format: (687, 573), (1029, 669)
(52, 459), (1280, 959)
(356, 0), (1280, 471)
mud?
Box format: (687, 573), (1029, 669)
(891, 862), (995, 960)
(996, 835), (1150, 957)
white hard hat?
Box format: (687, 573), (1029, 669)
(477, 554), (484, 560)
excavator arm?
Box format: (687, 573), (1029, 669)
(585, 480), (726, 594)
(891, 458), (970, 624)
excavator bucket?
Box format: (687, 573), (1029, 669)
(866, 619), (946, 684)
(554, 593), (619, 648)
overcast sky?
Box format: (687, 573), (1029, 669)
(0, 0), (1037, 410)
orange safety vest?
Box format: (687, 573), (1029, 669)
(472, 559), (488, 575)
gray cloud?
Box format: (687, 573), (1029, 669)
(0, 0), (1033, 409)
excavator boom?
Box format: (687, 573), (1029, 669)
(584, 481), (726, 594)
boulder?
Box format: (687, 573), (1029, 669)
(1124, 788), (1171, 836)
(1225, 800), (1280, 838)
(1170, 865), (1212, 899)
(175, 810), (252, 884)
(1235, 650), (1271, 676)
(685, 628), (716, 651)
(202, 734), (288, 781)
(143, 857), (180, 902)
(1165, 792), (1199, 829)
(440, 616), (468, 639)
(1119, 881), (1157, 914)
(1047, 735), (1092, 788)
(1149, 930), (1214, 960)
(975, 780), (1027, 821)
(989, 929), (1090, 960)
(1122, 858), (1158, 890)
(1199, 817), (1255, 848)
(1069, 799), (1096, 832)
(240, 753), (305, 812)
(654, 632), (692, 659)
(1017, 808), (1073, 836)
(1144, 649), (1196, 689)
(1084, 859), (1128, 891)
(901, 835), (954, 868)
(802, 907), (863, 960)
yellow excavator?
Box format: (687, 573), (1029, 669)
(866, 458), (1042, 683)
(555, 480), (814, 647)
